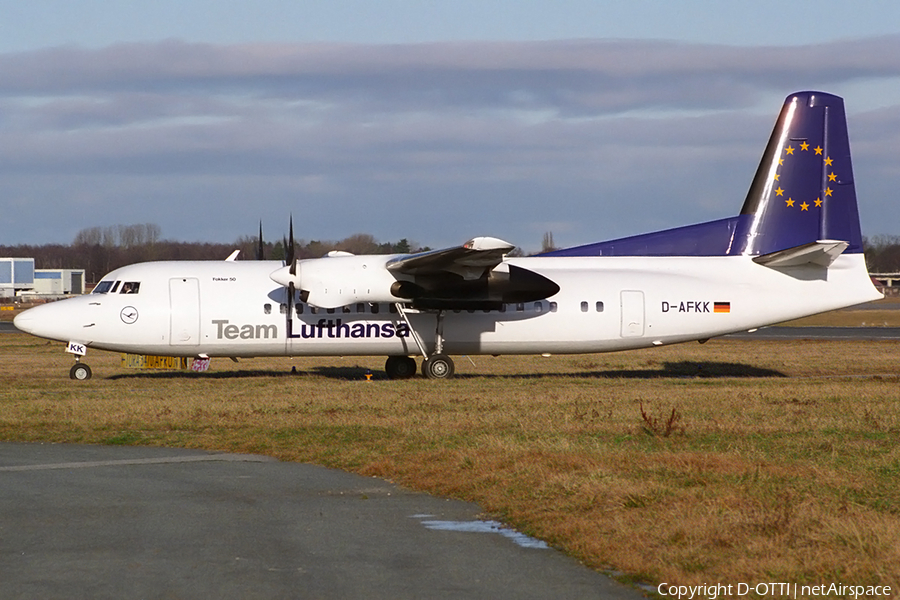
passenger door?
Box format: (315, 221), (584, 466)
(169, 277), (200, 346)
(620, 290), (645, 338)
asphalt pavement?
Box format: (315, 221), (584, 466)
(725, 326), (900, 340)
(0, 443), (645, 600)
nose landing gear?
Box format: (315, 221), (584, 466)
(69, 360), (92, 380)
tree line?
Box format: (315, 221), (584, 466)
(4, 224), (900, 284)
(1, 225), (428, 284)
(864, 235), (900, 273)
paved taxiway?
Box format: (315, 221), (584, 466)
(726, 326), (900, 340)
(0, 443), (644, 599)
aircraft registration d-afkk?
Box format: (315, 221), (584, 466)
(15, 91), (882, 380)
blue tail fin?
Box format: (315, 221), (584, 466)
(544, 91), (863, 257)
(736, 91), (863, 255)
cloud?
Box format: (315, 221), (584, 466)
(1, 37), (900, 248)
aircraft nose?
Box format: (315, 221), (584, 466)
(13, 310), (34, 334)
(12, 301), (86, 342)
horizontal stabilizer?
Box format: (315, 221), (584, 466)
(752, 240), (848, 268)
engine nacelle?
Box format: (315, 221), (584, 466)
(270, 254), (409, 309)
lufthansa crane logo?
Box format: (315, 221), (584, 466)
(120, 306), (139, 325)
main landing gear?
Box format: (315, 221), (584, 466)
(422, 353), (454, 379)
(384, 355), (417, 379)
(384, 353), (455, 380)
(387, 305), (456, 380)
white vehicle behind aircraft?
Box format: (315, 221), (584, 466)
(15, 91), (881, 380)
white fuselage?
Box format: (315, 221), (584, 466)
(14, 254), (881, 358)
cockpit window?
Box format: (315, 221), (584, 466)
(110, 281), (121, 293)
(92, 281), (114, 294)
(120, 282), (140, 294)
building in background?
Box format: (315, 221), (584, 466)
(0, 258), (35, 298)
(1, 259), (86, 299)
(33, 269), (85, 295)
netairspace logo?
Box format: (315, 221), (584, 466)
(657, 582), (893, 599)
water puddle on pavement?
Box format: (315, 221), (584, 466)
(412, 515), (549, 549)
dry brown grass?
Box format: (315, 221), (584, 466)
(2, 333), (900, 592)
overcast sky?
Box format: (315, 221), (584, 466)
(2, 2), (899, 252)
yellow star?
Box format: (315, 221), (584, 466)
(825, 156), (833, 166)
(786, 198), (795, 207)
(775, 187), (784, 197)
(774, 173), (780, 181)
(814, 198), (822, 207)
(815, 146), (823, 155)
(785, 145), (795, 155)
(825, 187), (833, 197)
(800, 201), (809, 211)
(778, 158), (784, 166)
(800, 141), (809, 151)
(828, 172), (837, 181)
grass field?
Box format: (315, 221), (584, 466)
(1, 332), (899, 594)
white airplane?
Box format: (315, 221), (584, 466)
(15, 91), (881, 380)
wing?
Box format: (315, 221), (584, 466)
(387, 237), (515, 280)
(270, 236), (558, 310)
(387, 237), (558, 310)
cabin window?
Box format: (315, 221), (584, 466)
(370, 303), (379, 314)
(296, 304), (304, 315)
(596, 301), (605, 312)
(549, 302), (558, 313)
(342, 305), (351, 314)
(311, 306), (319, 314)
(499, 304), (507, 313)
(389, 304), (398, 314)
(356, 303), (366, 313)
(580, 301), (588, 312)
(516, 303), (525, 312)
(280, 303), (287, 314)
(326, 308), (335, 314)
(93, 281), (114, 294)
(263, 303), (272, 315)
(120, 282), (140, 294)
(534, 302), (543, 313)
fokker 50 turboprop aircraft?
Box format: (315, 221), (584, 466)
(15, 91), (882, 380)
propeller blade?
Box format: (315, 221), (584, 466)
(288, 282), (295, 314)
(257, 221), (265, 261)
(288, 215), (297, 275)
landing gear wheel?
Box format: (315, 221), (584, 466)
(69, 363), (92, 381)
(422, 354), (454, 380)
(385, 356), (417, 380)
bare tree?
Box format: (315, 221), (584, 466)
(541, 231), (557, 253)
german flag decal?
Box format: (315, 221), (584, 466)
(714, 302), (731, 313)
